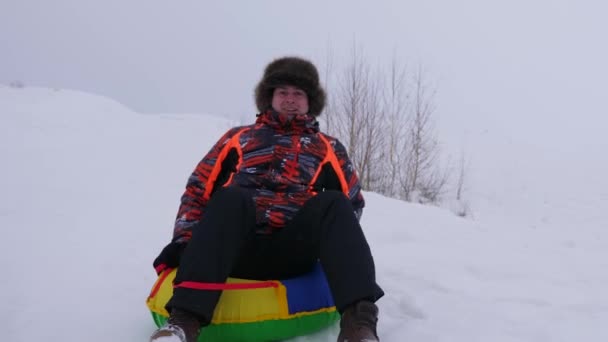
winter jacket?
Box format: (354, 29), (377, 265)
(171, 110), (365, 242)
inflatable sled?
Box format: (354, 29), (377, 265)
(146, 263), (339, 341)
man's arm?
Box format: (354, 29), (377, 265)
(172, 127), (244, 243)
(331, 139), (365, 220)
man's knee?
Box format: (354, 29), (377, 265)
(208, 186), (253, 208)
(314, 190), (357, 216)
(204, 187), (256, 227)
(317, 190), (352, 207)
(211, 186), (248, 200)
(315, 190), (349, 202)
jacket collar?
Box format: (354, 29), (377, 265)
(255, 110), (319, 134)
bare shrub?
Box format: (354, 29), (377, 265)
(9, 80), (25, 88)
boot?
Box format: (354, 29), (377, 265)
(150, 308), (201, 342)
(337, 300), (379, 342)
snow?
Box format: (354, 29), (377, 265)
(1, 86), (607, 341)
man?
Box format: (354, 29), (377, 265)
(150, 56), (384, 342)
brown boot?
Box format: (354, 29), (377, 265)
(337, 300), (379, 342)
(150, 308), (201, 342)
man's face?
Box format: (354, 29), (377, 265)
(271, 85), (309, 116)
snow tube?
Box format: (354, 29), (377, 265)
(146, 263), (339, 342)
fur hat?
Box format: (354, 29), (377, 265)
(255, 56), (326, 117)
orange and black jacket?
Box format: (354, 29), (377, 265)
(172, 110), (365, 242)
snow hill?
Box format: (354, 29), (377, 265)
(1, 86), (607, 341)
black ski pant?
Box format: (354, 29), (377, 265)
(166, 187), (384, 324)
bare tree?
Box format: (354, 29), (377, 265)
(398, 66), (449, 203)
(322, 45), (452, 206)
(326, 45), (385, 190)
(451, 148), (471, 217)
(455, 149), (467, 201)
(322, 41), (337, 137)
(378, 56), (409, 198)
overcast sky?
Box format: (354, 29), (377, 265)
(2, 0), (607, 151)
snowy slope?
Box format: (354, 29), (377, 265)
(1, 86), (607, 341)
